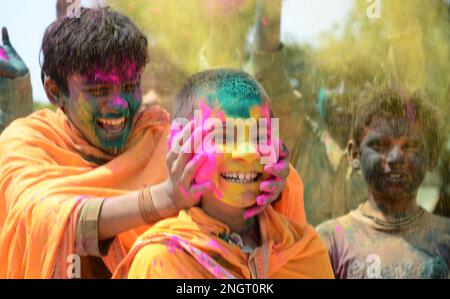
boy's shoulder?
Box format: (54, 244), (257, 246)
(315, 212), (356, 237)
(423, 211), (450, 235)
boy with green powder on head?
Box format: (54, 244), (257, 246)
(113, 69), (333, 279)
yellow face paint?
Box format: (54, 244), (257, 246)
(200, 104), (271, 208)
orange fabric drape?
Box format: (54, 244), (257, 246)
(0, 107), (170, 278)
(0, 107), (305, 278)
(274, 164), (305, 224)
(113, 206), (332, 279)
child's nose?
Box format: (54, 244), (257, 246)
(231, 142), (259, 163)
(386, 146), (405, 166)
(106, 94), (129, 112)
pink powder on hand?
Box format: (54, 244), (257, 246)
(194, 152), (216, 183)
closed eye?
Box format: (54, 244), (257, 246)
(404, 141), (421, 152)
(368, 140), (389, 151)
(85, 86), (111, 97)
(122, 81), (140, 93)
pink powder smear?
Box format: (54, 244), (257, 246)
(0, 48), (8, 61)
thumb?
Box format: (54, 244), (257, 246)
(244, 205), (264, 220)
(190, 180), (216, 201)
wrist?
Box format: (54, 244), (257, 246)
(150, 181), (179, 219)
(138, 186), (163, 224)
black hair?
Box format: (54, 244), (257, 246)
(40, 7), (148, 95)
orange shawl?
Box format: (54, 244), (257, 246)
(0, 108), (305, 278)
(113, 206), (332, 279)
(0, 107), (169, 278)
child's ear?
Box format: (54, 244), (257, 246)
(347, 139), (360, 170)
(44, 78), (64, 108)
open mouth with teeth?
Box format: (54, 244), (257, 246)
(384, 172), (409, 183)
(386, 172), (406, 178)
(95, 116), (128, 134)
(220, 172), (262, 184)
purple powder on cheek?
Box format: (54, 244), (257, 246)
(111, 96), (129, 109)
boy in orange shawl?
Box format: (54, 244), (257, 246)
(0, 8), (303, 278)
(113, 69), (334, 279)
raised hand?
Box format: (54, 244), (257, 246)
(165, 121), (218, 210)
(244, 140), (290, 219)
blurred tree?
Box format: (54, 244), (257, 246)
(283, 42), (319, 116)
(315, 0), (389, 92)
(315, 0), (449, 121)
(108, 0), (256, 109)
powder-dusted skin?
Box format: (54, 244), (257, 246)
(191, 101), (272, 208)
(63, 66), (142, 156)
(317, 204), (450, 279)
(211, 80), (262, 119)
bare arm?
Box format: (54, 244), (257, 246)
(98, 189), (168, 241)
(97, 121), (214, 241)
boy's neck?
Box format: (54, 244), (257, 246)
(363, 191), (421, 222)
(201, 198), (255, 235)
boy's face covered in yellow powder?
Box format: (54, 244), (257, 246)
(196, 101), (272, 208)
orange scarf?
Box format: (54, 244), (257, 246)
(0, 107), (305, 278)
(113, 206), (332, 279)
(0, 107), (169, 278)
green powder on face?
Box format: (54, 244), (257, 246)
(197, 71), (263, 118)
